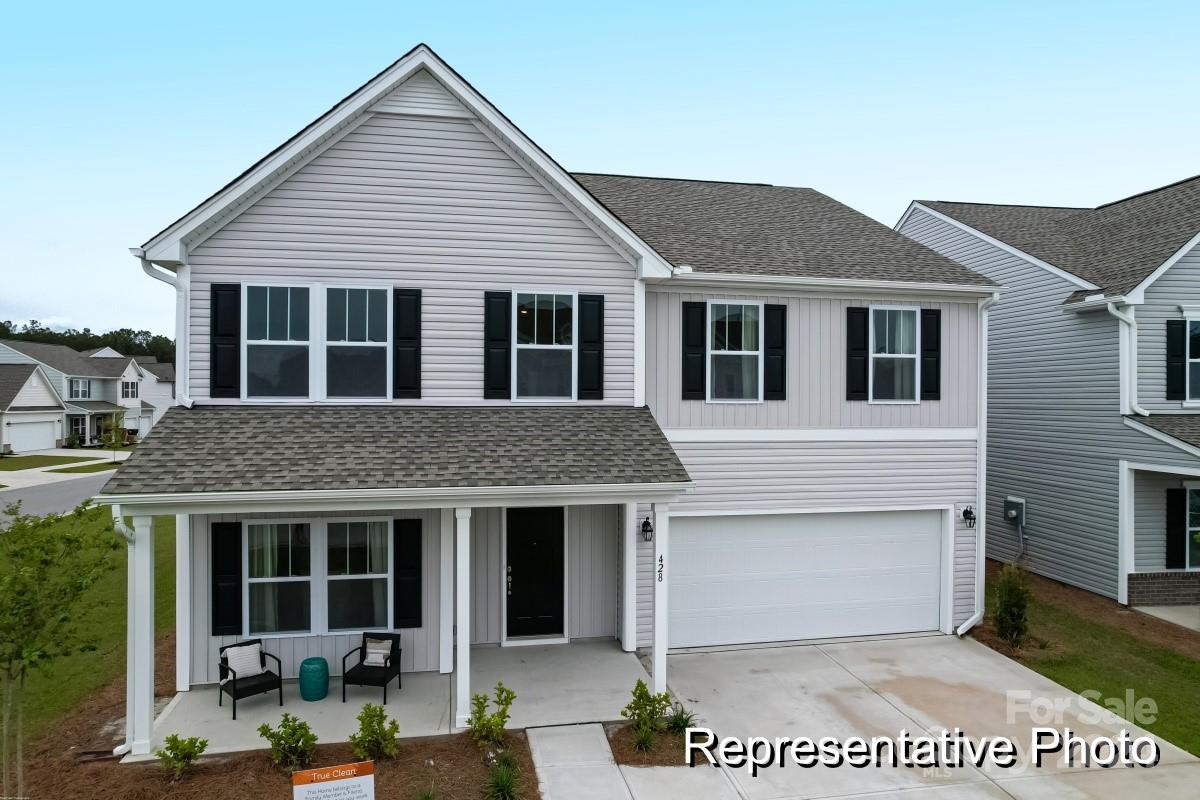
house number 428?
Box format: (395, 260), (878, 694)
(657, 554), (664, 582)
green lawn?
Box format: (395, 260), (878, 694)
(0, 454), (101, 471)
(48, 461), (121, 474)
(20, 512), (175, 740)
(985, 573), (1200, 755)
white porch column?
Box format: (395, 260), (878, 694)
(174, 514), (191, 692)
(453, 508), (472, 728)
(439, 508), (454, 673)
(128, 515), (156, 755)
(651, 503), (670, 694)
(621, 503), (637, 652)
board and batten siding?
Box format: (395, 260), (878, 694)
(899, 207), (1200, 598)
(635, 436), (979, 644)
(1138, 239), (1200, 410)
(185, 112), (636, 405)
(645, 290), (978, 428)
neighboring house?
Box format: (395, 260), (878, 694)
(0, 339), (167, 444)
(135, 356), (176, 425)
(0, 363), (66, 453)
(897, 175), (1200, 611)
(100, 44), (996, 756)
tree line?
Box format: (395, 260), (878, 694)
(0, 320), (174, 364)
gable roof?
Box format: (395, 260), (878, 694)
(917, 175), (1200, 301)
(141, 362), (175, 382)
(0, 364), (63, 411)
(574, 174), (996, 287)
(0, 340), (138, 378)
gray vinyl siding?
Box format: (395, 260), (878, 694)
(1138, 240), (1200, 410)
(0, 343), (67, 399)
(371, 69), (472, 118)
(900, 208), (1200, 598)
(1134, 471), (1183, 571)
(646, 290), (978, 428)
(186, 112), (636, 405)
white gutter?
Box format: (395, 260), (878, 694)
(1106, 302), (1149, 417)
(957, 291), (1000, 637)
(657, 270), (1000, 297)
(130, 248), (193, 408)
(110, 504), (134, 542)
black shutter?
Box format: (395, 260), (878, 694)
(483, 291), (511, 399)
(681, 302), (706, 400)
(1167, 319), (1186, 401)
(846, 307), (869, 401)
(578, 294), (604, 400)
(1166, 488), (1187, 569)
(393, 518), (422, 629)
(210, 284), (241, 398)
(764, 304), (787, 401)
(393, 288), (421, 399)
(920, 308), (942, 401)
(211, 522), (242, 636)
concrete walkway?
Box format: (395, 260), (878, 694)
(0, 447), (129, 490)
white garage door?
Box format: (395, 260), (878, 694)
(670, 510), (944, 648)
(7, 420), (56, 453)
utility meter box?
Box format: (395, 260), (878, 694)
(1004, 496), (1026, 527)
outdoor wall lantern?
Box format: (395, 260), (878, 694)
(640, 517), (654, 542)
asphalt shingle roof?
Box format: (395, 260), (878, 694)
(100, 405), (691, 496)
(1131, 414), (1200, 452)
(0, 364), (39, 410)
(572, 174), (995, 287)
(0, 340), (135, 378)
(141, 362), (175, 382)
(921, 175), (1200, 299)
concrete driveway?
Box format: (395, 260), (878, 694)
(665, 634), (1199, 799)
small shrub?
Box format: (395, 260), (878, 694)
(494, 749), (519, 773)
(415, 789), (437, 800)
(467, 681), (517, 746)
(620, 678), (671, 733)
(257, 713), (318, 771)
(664, 702), (697, 735)
(64, 432), (81, 449)
(350, 703), (400, 760)
(632, 720), (656, 753)
(154, 733), (208, 780)
(995, 562), (1030, 649)
(483, 760), (520, 800)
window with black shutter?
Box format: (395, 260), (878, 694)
(211, 522), (242, 635)
(393, 288), (421, 398)
(393, 519), (422, 628)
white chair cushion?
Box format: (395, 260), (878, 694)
(223, 643), (264, 682)
(363, 638), (391, 667)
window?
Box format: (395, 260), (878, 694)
(121, 380), (138, 399)
(246, 523), (312, 634)
(69, 379), (91, 400)
(870, 307), (919, 402)
(245, 285), (310, 398)
(327, 521), (390, 630)
(326, 287), (389, 398)
(1188, 321), (1200, 401)
(708, 302), (762, 402)
(514, 292), (574, 399)
(1189, 491), (1200, 570)
(69, 416), (87, 439)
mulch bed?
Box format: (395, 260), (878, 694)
(972, 559), (1200, 661)
(605, 722), (688, 767)
(21, 630), (541, 800)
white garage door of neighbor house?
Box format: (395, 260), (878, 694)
(670, 510), (944, 648)
(7, 421), (56, 453)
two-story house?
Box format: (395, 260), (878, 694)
(897, 176), (1200, 617)
(99, 45), (997, 757)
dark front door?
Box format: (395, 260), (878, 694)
(506, 507), (565, 638)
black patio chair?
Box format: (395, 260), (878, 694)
(341, 633), (403, 703)
(218, 638), (283, 720)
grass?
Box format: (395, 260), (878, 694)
(47, 461), (121, 474)
(981, 568), (1200, 755)
(20, 512), (175, 740)
(0, 454), (101, 471)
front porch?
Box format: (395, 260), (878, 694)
(144, 640), (648, 758)
(1120, 457), (1200, 609)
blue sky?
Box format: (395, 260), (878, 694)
(2, 0), (1197, 335)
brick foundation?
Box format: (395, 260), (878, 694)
(1127, 571), (1200, 606)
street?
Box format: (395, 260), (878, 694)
(0, 473), (112, 518)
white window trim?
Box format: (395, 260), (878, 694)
(242, 282), (317, 402)
(122, 380), (139, 399)
(868, 305), (921, 405)
(1186, 488), (1200, 571)
(322, 285), (394, 403)
(705, 299), (765, 404)
(1184, 311), (1200, 406)
(69, 378), (91, 400)
(499, 506), (570, 646)
(240, 517), (395, 638)
(511, 289), (578, 402)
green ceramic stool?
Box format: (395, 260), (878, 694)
(298, 656), (329, 701)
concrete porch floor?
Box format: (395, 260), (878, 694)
(1136, 605), (1200, 632)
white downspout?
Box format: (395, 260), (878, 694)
(130, 248), (193, 408)
(1106, 302), (1149, 417)
(957, 291), (999, 637)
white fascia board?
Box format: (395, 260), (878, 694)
(1060, 294), (1127, 314)
(93, 480), (693, 516)
(653, 270), (999, 298)
(664, 427), (978, 443)
(141, 46), (674, 279)
(1125, 229), (1200, 304)
(1123, 417), (1200, 462)
(903, 202), (1099, 292)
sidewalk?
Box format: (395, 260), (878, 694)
(0, 448), (130, 490)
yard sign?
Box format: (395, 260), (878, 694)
(292, 760), (375, 800)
